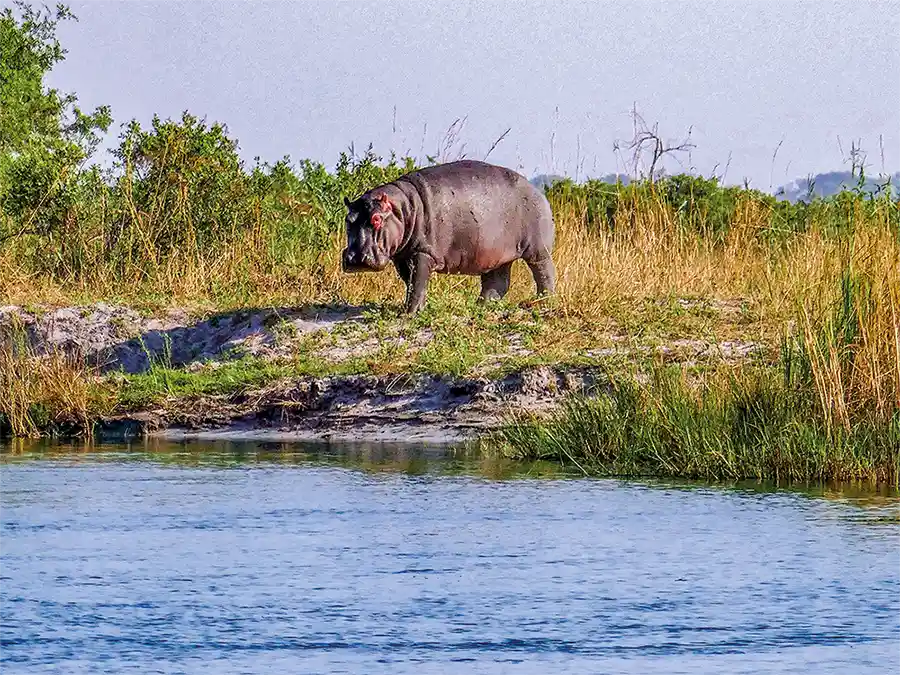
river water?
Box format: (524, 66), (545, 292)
(1, 440), (898, 674)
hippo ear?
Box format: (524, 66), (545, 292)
(343, 196), (352, 208)
(377, 192), (393, 213)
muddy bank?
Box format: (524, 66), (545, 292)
(105, 366), (602, 444)
(1, 303), (761, 442)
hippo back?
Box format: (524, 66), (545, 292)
(396, 160), (554, 275)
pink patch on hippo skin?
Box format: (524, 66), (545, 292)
(371, 213), (383, 229)
(377, 193), (393, 212)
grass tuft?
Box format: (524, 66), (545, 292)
(0, 325), (113, 437)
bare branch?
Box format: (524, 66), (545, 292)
(617, 105), (695, 181)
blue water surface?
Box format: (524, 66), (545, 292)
(1, 441), (898, 674)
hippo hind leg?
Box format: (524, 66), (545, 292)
(525, 255), (556, 296)
(479, 262), (513, 302)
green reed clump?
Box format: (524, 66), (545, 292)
(494, 366), (899, 484)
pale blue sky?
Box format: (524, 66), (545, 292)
(49, 0), (899, 188)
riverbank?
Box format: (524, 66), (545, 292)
(2, 174), (898, 482)
(0, 299), (761, 443)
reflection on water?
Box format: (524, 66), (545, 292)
(3, 437), (898, 505)
(1, 436), (574, 479)
(2, 439), (898, 675)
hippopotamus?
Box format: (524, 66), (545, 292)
(341, 159), (556, 313)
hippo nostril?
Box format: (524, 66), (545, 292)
(343, 248), (373, 271)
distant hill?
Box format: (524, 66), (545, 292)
(529, 174), (567, 190)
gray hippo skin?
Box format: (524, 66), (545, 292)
(341, 159), (556, 313)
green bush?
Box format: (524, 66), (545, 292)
(1, 1), (110, 244)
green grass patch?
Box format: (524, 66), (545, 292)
(113, 353), (369, 409)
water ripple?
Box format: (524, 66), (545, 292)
(2, 442), (898, 674)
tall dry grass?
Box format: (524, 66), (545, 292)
(0, 327), (111, 437)
(544, 187), (763, 310)
(792, 231), (900, 431)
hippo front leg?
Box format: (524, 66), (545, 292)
(404, 252), (434, 314)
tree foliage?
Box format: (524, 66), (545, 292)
(0, 1), (111, 238)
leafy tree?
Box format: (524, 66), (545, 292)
(0, 1), (111, 241)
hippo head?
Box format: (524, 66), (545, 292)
(341, 192), (398, 272)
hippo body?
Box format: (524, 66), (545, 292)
(341, 160), (556, 313)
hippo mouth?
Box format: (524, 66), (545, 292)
(341, 260), (378, 273)
(341, 248), (390, 273)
